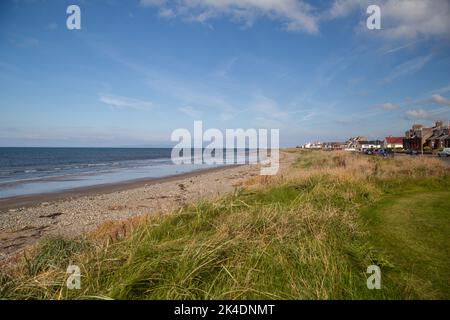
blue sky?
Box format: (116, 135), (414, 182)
(0, 0), (449, 147)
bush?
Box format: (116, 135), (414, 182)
(423, 146), (432, 153)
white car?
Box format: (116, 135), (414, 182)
(437, 148), (450, 157)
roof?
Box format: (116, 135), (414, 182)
(385, 137), (404, 144)
(428, 133), (443, 140)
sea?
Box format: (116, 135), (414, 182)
(0, 147), (246, 199)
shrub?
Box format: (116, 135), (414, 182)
(423, 146), (432, 153)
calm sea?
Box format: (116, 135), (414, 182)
(0, 147), (219, 198)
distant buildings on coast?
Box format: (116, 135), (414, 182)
(298, 120), (450, 153)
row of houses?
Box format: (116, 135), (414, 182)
(403, 121), (450, 151)
(301, 137), (401, 151)
(299, 120), (450, 152)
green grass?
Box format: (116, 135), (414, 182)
(1, 151), (449, 300)
(361, 191), (450, 299)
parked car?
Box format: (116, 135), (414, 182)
(376, 149), (394, 158)
(364, 149), (375, 155)
(405, 149), (419, 155)
(437, 148), (450, 157)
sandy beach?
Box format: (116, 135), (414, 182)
(0, 152), (293, 262)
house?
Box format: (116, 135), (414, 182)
(445, 135), (450, 148)
(360, 140), (383, 151)
(302, 142), (323, 149)
(384, 136), (404, 149)
(403, 123), (434, 151)
(404, 121), (449, 151)
(322, 142), (346, 150)
(443, 130), (450, 148)
(425, 121), (449, 150)
(345, 136), (367, 150)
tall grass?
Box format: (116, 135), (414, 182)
(1, 151), (449, 299)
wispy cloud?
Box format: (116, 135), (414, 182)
(383, 54), (432, 83)
(215, 57), (238, 78)
(431, 94), (450, 107)
(379, 102), (399, 110)
(177, 105), (202, 118)
(139, 0), (319, 33)
(144, 74), (237, 120)
(432, 84), (450, 95)
(405, 109), (431, 120)
(327, 0), (363, 19)
(247, 93), (306, 129)
(400, 93), (450, 108)
(47, 23), (58, 30)
(99, 94), (154, 110)
(140, 0), (450, 39)
(95, 48), (241, 121)
(10, 35), (39, 48)
(251, 94), (289, 121)
(383, 39), (423, 54)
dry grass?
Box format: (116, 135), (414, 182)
(1, 150), (449, 299)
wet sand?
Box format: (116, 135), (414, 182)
(0, 165), (235, 212)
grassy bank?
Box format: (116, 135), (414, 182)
(1, 151), (449, 299)
(361, 191), (450, 299)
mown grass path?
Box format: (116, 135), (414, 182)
(362, 191), (450, 299)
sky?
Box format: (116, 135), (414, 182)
(0, 0), (450, 147)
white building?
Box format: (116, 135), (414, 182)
(360, 141), (382, 150)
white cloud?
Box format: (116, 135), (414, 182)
(381, 0), (450, 40)
(405, 109), (430, 119)
(328, 0), (362, 19)
(328, 0), (450, 40)
(141, 1), (450, 38)
(140, 0), (319, 33)
(99, 94), (154, 110)
(159, 7), (175, 18)
(431, 94), (450, 107)
(380, 102), (398, 110)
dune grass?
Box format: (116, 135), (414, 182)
(1, 150), (449, 300)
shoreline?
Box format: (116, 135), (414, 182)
(0, 162), (265, 261)
(0, 152), (293, 262)
(0, 165), (234, 212)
